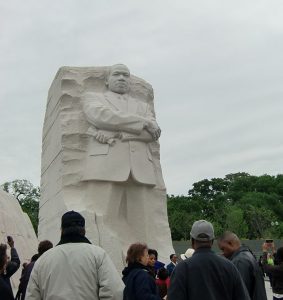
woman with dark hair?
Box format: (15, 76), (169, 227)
(0, 244), (14, 300)
(147, 248), (157, 278)
(263, 246), (283, 300)
(122, 243), (161, 300)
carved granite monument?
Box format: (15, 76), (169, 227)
(39, 64), (174, 271)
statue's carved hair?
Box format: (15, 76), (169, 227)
(105, 64), (130, 82)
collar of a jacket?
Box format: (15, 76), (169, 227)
(229, 245), (249, 260)
(57, 233), (92, 246)
(194, 246), (213, 253)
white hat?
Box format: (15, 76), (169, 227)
(180, 248), (195, 260)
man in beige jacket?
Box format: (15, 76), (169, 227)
(26, 211), (124, 300)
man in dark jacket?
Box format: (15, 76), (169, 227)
(218, 231), (267, 300)
(168, 220), (250, 300)
(166, 254), (177, 276)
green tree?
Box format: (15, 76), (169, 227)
(167, 173), (283, 240)
(1, 179), (39, 233)
(243, 205), (275, 239)
(224, 205), (248, 238)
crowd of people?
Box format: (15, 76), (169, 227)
(1, 211), (283, 300)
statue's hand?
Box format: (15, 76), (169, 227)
(144, 121), (161, 141)
(95, 130), (122, 145)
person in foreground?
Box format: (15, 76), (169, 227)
(218, 231), (267, 300)
(26, 210), (124, 300)
(122, 243), (161, 300)
(167, 220), (251, 300)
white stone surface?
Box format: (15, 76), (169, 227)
(39, 64), (174, 272)
(0, 189), (38, 290)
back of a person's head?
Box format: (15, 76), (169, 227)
(157, 267), (169, 280)
(190, 220), (215, 248)
(61, 211), (86, 236)
(38, 240), (53, 256)
(218, 231), (240, 244)
(126, 243), (148, 264)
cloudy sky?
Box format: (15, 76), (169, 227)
(0, 0), (282, 195)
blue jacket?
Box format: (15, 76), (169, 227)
(166, 262), (175, 276)
(122, 263), (160, 300)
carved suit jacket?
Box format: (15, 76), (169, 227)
(82, 91), (157, 185)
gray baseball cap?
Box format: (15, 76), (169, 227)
(190, 220), (215, 241)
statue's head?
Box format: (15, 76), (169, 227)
(106, 64), (131, 94)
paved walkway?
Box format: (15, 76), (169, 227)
(265, 279), (272, 300)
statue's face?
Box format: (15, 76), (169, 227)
(107, 64), (130, 94)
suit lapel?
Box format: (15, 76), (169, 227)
(104, 91), (125, 111)
(105, 91), (146, 115)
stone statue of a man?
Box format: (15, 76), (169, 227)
(39, 63), (174, 272)
(82, 64), (166, 265)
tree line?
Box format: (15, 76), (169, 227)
(2, 179), (39, 233)
(2, 172), (283, 240)
(168, 172), (283, 240)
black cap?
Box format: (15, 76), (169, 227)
(61, 211), (85, 229)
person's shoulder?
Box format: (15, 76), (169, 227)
(63, 242), (106, 254)
(166, 261), (173, 267)
(213, 252), (239, 269)
(135, 268), (154, 283)
(232, 247), (254, 264)
(80, 243), (111, 261)
(87, 243), (107, 254)
(175, 258), (191, 270)
(125, 267), (149, 283)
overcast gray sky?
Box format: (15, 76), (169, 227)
(0, 0), (282, 195)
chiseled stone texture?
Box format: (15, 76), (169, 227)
(0, 189), (37, 290)
(39, 65), (174, 272)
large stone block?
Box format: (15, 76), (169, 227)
(39, 64), (174, 272)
